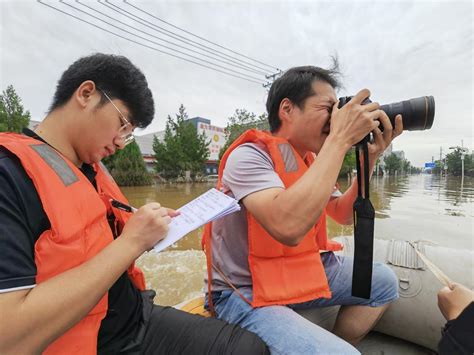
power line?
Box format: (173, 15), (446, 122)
(37, 1), (265, 85)
(90, 0), (268, 76)
(60, 0), (265, 82)
(100, 0), (271, 76)
(123, 0), (280, 72)
(67, 0), (263, 82)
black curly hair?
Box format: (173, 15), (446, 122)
(49, 53), (154, 128)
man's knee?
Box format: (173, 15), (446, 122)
(372, 262), (399, 305)
(227, 327), (270, 355)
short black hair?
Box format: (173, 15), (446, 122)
(266, 59), (341, 132)
(49, 53), (154, 128)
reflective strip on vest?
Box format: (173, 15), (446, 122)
(30, 144), (79, 186)
(277, 143), (298, 173)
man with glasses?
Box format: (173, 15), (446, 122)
(0, 54), (268, 354)
(99, 89), (135, 147)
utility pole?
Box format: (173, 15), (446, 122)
(461, 139), (467, 186)
(449, 139), (469, 187)
(461, 140), (465, 186)
(263, 70), (283, 89)
(439, 146), (443, 177)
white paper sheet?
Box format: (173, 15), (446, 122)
(153, 188), (240, 252)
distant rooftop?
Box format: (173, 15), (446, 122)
(135, 131), (165, 156)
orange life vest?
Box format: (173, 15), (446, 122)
(203, 129), (342, 308)
(0, 133), (146, 355)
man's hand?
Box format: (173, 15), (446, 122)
(329, 89), (384, 150)
(367, 111), (403, 164)
(120, 202), (176, 253)
(438, 283), (474, 321)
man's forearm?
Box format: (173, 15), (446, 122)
(327, 180), (358, 224)
(0, 236), (143, 353)
(327, 152), (379, 225)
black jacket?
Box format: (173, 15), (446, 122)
(438, 302), (474, 355)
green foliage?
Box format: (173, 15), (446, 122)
(102, 141), (152, 186)
(445, 148), (473, 176)
(384, 153), (403, 175)
(0, 85), (31, 132)
(401, 159), (411, 174)
(153, 124), (182, 179)
(339, 148), (356, 177)
(218, 109), (268, 161)
(430, 160), (444, 175)
(153, 105), (210, 180)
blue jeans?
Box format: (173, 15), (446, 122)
(210, 252), (399, 355)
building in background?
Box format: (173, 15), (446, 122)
(134, 130), (165, 173)
(377, 143), (393, 174)
(186, 117), (226, 174)
(135, 117), (226, 175)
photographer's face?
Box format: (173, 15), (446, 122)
(288, 80), (337, 155)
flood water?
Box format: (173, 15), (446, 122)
(122, 174), (474, 306)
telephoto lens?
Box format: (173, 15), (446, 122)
(338, 95), (435, 131)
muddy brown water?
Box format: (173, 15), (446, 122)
(121, 175), (473, 306)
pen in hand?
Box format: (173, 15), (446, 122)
(110, 199), (137, 213)
(110, 199), (181, 218)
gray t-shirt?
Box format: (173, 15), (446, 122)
(205, 142), (284, 291)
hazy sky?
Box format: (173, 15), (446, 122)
(0, 0), (472, 166)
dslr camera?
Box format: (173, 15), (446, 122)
(338, 95), (435, 143)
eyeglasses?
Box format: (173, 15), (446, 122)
(99, 89), (135, 147)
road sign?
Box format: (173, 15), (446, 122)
(425, 162), (436, 168)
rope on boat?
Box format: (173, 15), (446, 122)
(409, 242), (454, 289)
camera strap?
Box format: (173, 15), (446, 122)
(351, 142), (375, 299)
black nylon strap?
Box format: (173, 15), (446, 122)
(364, 143), (370, 199)
(352, 142), (375, 299)
(355, 146), (362, 197)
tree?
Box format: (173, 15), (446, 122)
(153, 123), (183, 179)
(384, 153), (402, 175)
(179, 113), (210, 178)
(431, 160), (443, 175)
(102, 141), (152, 186)
(446, 148), (473, 177)
(401, 159), (411, 175)
(218, 109), (268, 161)
(339, 148), (356, 178)
(0, 85), (31, 132)
(153, 105), (210, 180)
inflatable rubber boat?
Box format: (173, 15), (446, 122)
(176, 237), (474, 354)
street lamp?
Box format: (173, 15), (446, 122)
(449, 140), (470, 185)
